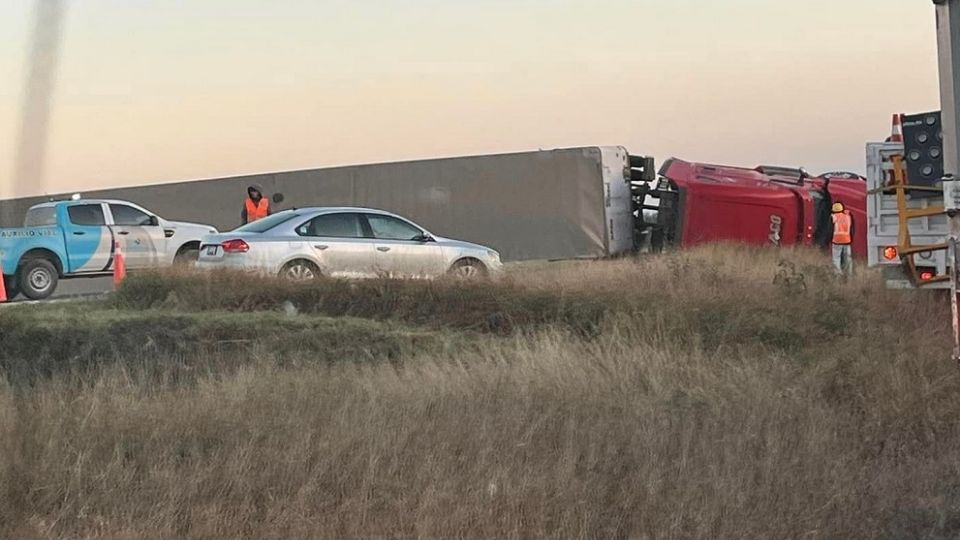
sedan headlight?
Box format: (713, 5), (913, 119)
(487, 250), (500, 260)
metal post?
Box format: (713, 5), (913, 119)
(952, 243), (960, 362)
(7, 0), (66, 212)
(934, 0), (960, 363)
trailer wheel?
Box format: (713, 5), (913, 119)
(18, 259), (59, 300)
(2, 273), (20, 300)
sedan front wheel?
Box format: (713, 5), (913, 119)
(448, 259), (486, 280)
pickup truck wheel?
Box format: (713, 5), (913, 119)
(2, 274), (20, 300)
(18, 259), (58, 300)
(174, 247), (200, 265)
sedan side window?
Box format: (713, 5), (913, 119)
(366, 214), (422, 241)
(298, 213), (364, 238)
(67, 204), (106, 226)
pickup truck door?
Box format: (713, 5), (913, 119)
(61, 203), (113, 273)
(107, 203), (166, 268)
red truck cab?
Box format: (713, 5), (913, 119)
(646, 159), (866, 256)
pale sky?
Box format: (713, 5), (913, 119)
(0, 0), (943, 198)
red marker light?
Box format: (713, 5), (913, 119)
(221, 239), (250, 253)
(883, 247), (898, 261)
(920, 271), (935, 281)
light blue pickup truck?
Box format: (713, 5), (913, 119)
(1, 199), (217, 300)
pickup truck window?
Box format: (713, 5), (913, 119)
(24, 207), (57, 227)
(109, 204), (154, 226)
(67, 204), (106, 226)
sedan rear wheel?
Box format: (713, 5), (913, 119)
(280, 260), (319, 282)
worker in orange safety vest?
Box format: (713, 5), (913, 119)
(241, 183), (271, 225)
(830, 202), (853, 277)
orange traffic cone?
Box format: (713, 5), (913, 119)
(0, 259), (7, 303)
(113, 239), (127, 288)
(889, 113), (904, 143)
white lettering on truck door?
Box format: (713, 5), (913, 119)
(769, 215), (783, 246)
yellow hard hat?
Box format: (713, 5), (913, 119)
(832, 202), (844, 213)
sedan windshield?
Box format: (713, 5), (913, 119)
(233, 212), (301, 233)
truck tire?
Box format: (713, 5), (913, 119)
(2, 273), (20, 300)
(18, 259), (59, 300)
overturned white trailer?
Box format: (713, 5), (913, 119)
(0, 146), (656, 262)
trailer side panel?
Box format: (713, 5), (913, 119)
(0, 147), (628, 262)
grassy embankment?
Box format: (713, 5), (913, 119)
(1, 244), (958, 538)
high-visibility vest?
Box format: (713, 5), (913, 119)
(832, 212), (851, 245)
(245, 198), (269, 222)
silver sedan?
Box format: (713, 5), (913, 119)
(196, 207), (503, 280)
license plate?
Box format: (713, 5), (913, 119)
(205, 245), (218, 256)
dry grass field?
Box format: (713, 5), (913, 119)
(1, 244), (958, 538)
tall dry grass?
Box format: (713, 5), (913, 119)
(2, 245), (959, 538)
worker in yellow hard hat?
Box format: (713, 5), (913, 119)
(830, 202), (853, 277)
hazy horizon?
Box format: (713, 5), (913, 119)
(0, 0), (943, 198)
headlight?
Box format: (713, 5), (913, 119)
(487, 250), (499, 260)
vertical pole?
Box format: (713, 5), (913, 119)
(6, 0), (66, 220)
(934, 0), (960, 363)
(952, 240), (960, 362)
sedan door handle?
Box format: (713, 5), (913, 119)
(376, 246), (391, 252)
(313, 244), (328, 251)
(117, 231), (130, 236)
(72, 231), (86, 236)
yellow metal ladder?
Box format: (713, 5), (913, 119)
(878, 155), (950, 286)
